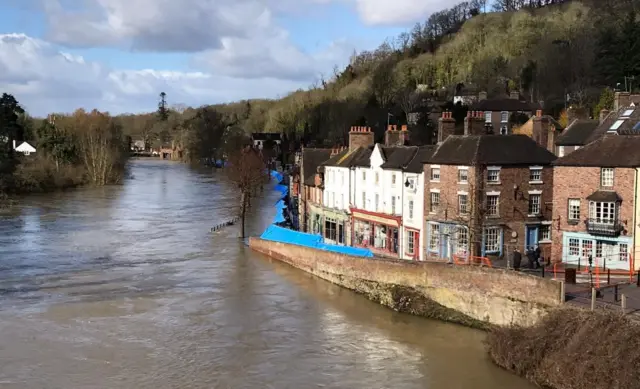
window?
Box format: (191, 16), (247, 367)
(609, 119), (625, 132)
(362, 192), (366, 209)
(529, 167), (542, 182)
(341, 171), (345, 185)
(484, 227), (501, 253)
(458, 168), (468, 183)
(568, 199), (580, 221)
(362, 171), (366, 181)
(375, 172), (380, 185)
(622, 109), (635, 117)
(500, 111), (509, 123)
(340, 194), (344, 209)
(589, 201), (616, 224)
(596, 241), (602, 258)
(392, 174), (396, 185)
(325, 218), (337, 242)
(431, 167), (440, 181)
(487, 168), (500, 183)
(620, 243), (629, 262)
(582, 240), (593, 257)
(430, 192), (440, 213)
(486, 195), (499, 216)
(600, 168), (614, 187)
(568, 238), (580, 256)
(528, 193), (541, 215)
(540, 225), (551, 241)
(484, 111), (491, 123)
(375, 194), (380, 211)
(456, 226), (468, 255)
(407, 232), (415, 255)
(338, 223), (344, 245)
(408, 200), (414, 219)
(391, 196), (396, 214)
(429, 224), (440, 251)
(558, 146), (565, 157)
(458, 194), (468, 214)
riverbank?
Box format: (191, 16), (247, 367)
(248, 237), (563, 328)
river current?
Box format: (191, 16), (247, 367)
(0, 159), (533, 389)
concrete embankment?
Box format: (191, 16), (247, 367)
(249, 237), (563, 328)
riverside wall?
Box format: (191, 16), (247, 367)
(249, 237), (564, 328)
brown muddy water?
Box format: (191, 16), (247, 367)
(0, 159), (535, 389)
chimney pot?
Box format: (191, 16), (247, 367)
(401, 125), (407, 131)
(536, 110), (542, 117)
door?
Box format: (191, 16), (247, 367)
(414, 231), (420, 260)
(525, 226), (539, 251)
(440, 232), (450, 260)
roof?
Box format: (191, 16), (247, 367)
(405, 146), (437, 173)
(586, 190), (622, 203)
(583, 106), (640, 144)
(471, 98), (540, 112)
(301, 148), (332, 186)
(553, 135), (640, 167)
(425, 135), (556, 166)
(555, 119), (600, 146)
(380, 146), (419, 169)
(15, 142), (36, 152)
(252, 133), (282, 141)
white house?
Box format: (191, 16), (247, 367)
(13, 140), (36, 156)
(351, 142), (419, 258)
(401, 146), (435, 261)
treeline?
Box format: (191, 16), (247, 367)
(0, 93), (129, 197)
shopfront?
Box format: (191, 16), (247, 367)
(323, 209), (350, 246)
(351, 208), (402, 257)
(562, 231), (633, 271)
(308, 203), (324, 235)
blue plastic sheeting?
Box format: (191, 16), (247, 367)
(271, 171), (283, 182)
(273, 212), (286, 223)
(260, 225), (374, 258)
(274, 184), (288, 194)
(275, 199), (286, 209)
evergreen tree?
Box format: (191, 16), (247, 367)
(0, 93), (24, 192)
(157, 92), (169, 121)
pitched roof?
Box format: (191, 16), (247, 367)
(553, 135), (640, 167)
(555, 119), (600, 146)
(471, 98), (540, 112)
(302, 148), (332, 186)
(352, 147), (374, 167)
(405, 146), (437, 173)
(380, 146), (419, 169)
(583, 106), (640, 144)
(425, 135), (556, 166)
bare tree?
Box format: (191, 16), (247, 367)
(227, 146), (267, 238)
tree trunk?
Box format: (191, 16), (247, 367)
(240, 191), (247, 238)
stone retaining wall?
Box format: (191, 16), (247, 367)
(250, 237), (563, 327)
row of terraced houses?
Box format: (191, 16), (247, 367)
(289, 91), (640, 273)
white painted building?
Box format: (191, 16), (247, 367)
(13, 140), (36, 156)
(401, 146), (435, 261)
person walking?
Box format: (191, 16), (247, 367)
(526, 246), (537, 269)
(533, 244), (542, 269)
(511, 247), (522, 271)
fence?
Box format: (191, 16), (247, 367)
(566, 285), (640, 316)
(260, 170), (374, 258)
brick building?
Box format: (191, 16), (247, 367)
(470, 91), (539, 135)
(551, 135), (640, 272)
(423, 112), (556, 261)
(298, 148), (332, 234)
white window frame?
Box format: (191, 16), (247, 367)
(391, 173), (396, 186)
(568, 198), (580, 221)
(589, 201), (617, 224)
(529, 166), (543, 184)
(487, 167), (501, 183)
(484, 227), (501, 253)
(458, 167), (469, 184)
(375, 172), (380, 185)
(528, 190), (542, 216)
(484, 111), (492, 123)
(375, 193), (380, 212)
(455, 226), (469, 255)
(428, 223), (440, 252)
(486, 193), (500, 217)
(600, 168), (614, 187)
(568, 238), (580, 256)
(458, 193), (468, 214)
(539, 224), (551, 242)
(500, 111), (509, 123)
(408, 200), (414, 219)
(430, 166), (441, 182)
(391, 196), (396, 215)
(407, 231), (415, 255)
(430, 190), (440, 213)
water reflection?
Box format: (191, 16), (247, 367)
(0, 159), (533, 389)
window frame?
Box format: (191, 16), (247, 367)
(600, 168), (614, 187)
(458, 194), (468, 214)
(430, 191), (440, 213)
(528, 192), (542, 216)
(500, 111), (509, 123)
(588, 201), (617, 224)
(408, 200), (414, 219)
(487, 167), (500, 183)
(486, 194), (500, 217)
(430, 167), (441, 182)
(568, 198), (580, 222)
(458, 168), (469, 184)
(484, 227), (501, 253)
(529, 166), (543, 183)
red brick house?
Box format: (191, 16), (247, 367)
(423, 111), (557, 261)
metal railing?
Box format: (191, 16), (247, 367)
(585, 218), (624, 237)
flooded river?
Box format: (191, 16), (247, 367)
(0, 159), (534, 389)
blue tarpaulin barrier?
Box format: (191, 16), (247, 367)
(260, 170), (373, 258)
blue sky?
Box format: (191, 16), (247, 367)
(0, 0), (450, 116)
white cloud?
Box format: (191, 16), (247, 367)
(0, 34), (310, 116)
(350, 0), (452, 25)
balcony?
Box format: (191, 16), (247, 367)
(585, 218), (624, 237)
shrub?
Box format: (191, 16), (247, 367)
(487, 308), (640, 389)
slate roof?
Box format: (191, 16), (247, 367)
(380, 146), (419, 169)
(582, 106), (640, 144)
(471, 98), (540, 112)
(301, 148), (332, 186)
(553, 135), (640, 167)
(555, 119), (600, 146)
(405, 146), (437, 173)
(425, 135), (556, 166)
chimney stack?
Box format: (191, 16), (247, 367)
(349, 125), (374, 151)
(479, 91), (487, 101)
(510, 90), (520, 100)
(464, 111), (485, 136)
(532, 111), (552, 152)
(385, 123), (410, 146)
(614, 92), (631, 111)
(438, 111), (456, 144)
(566, 106), (588, 125)
(599, 109), (610, 124)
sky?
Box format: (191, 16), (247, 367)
(0, 0), (454, 116)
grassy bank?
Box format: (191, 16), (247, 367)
(487, 308), (640, 389)
(11, 156), (86, 193)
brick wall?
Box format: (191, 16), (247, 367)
(250, 237), (562, 327)
(551, 166), (636, 263)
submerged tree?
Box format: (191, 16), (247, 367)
(227, 146), (266, 238)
